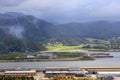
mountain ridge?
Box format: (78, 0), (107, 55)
(0, 12), (55, 53)
(56, 21), (120, 39)
(1, 12), (120, 53)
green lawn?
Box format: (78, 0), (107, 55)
(46, 44), (82, 51)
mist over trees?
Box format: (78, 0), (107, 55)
(1, 13), (120, 53)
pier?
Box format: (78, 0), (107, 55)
(81, 66), (120, 71)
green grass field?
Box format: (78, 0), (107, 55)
(46, 44), (83, 51)
(45, 44), (108, 52)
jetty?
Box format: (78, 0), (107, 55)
(81, 66), (120, 71)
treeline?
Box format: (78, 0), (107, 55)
(0, 35), (46, 54)
(47, 38), (88, 46)
(47, 37), (120, 50)
(0, 75), (34, 80)
(0, 53), (27, 60)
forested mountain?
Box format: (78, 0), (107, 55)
(0, 12), (56, 40)
(56, 21), (120, 39)
(0, 12), (56, 53)
(1, 12), (120, 53)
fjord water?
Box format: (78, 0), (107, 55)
(0, 52), (120, 70)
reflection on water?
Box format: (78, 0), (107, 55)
(0, 52), (120, 70)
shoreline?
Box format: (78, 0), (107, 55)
(43, 49), (120, 53)
(0, 50), (118, 62)
(0, 58), (94, 63)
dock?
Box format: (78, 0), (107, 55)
(81, 66), (120, 71)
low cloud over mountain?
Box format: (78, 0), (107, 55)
(1, 12), (120, 53)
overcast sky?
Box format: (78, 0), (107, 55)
(0, 0), (120, 23)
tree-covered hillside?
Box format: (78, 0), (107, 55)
(56, 21), (120, 39)
(1, 12), (120, 53)
(0, 12), (55, 53)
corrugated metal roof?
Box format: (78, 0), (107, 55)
(46, 71), (83, 74)
(98, 71), (120, 74)
(5, 70), (36, 74)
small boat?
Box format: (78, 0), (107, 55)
(90, 53), (114, 58)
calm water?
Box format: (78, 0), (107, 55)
(0, 52), (120, 70)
